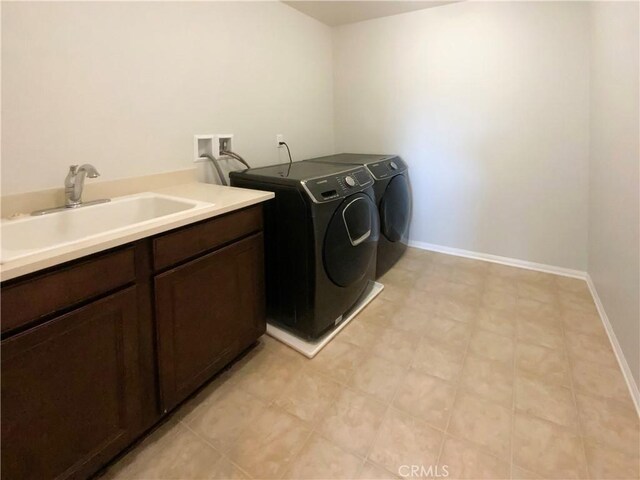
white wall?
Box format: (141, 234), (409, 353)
(333, 1), (590, 270)
(1, 1), (334, 194)
(588, 1), (640, 386)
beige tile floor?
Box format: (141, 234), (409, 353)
(102, 248), (640, 480)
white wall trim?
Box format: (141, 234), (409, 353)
(585, 274), (640, 415)
(408, 240), (587, 279)
(409, 240), (640, 414)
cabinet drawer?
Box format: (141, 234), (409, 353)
(1, 247), (136, 334)
(152, 205), (263, 271)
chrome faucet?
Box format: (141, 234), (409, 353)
(30, 164), (110, 216)
(65, 164), (100, 207)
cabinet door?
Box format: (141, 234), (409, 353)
(1, 287), (142, 480)
(155, 232), (265, 410)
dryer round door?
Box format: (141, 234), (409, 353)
(323, 193), (379, 288)
(380, 174), (411, 242)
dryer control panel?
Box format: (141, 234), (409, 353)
(302, 167), (374, 203)
(365, 156), (408, 180)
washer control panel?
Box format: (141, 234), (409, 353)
(303, 167), (374, 203)
(365, 156), (408, 180)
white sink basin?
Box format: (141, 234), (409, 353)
(1, 193), (212, 263)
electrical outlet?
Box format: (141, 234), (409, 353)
(194, 135), (214, 163)
(276, 134), (284, 148)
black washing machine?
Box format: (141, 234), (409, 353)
(305, 153), (412, 278)
(229, 161), (379, 340)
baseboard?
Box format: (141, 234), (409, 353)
(407, 240), (640, 415)
(407, 240), (587, 279)
(586, 274), (640, 415)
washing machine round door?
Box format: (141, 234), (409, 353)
(380, 174), (411, 242)
(324, 193), (379, 288)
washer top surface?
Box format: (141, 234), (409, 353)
(306, 153), (408, 180)
(233, 161), (360, 182)
(306, 153), (394, 166)
(230, 160), (375, 203)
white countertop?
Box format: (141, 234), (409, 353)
(0, 183), (274, 282)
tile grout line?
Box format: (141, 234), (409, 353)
(271, 363), (349, 480)
(358, 357), (409, 478)
(509, 281), (597, 478)
(272, 365), (319, 480)
(181, 352), (313, 480)
(433, 291), (477, 470)
(284, 353), (384, 477)
(512, 282), (589, 478)
(302, 330), (414, 480)
(178, 420), (255, 480)
(413, 261), (517, 467)
(344, 280), (462, 479)
(277, 422), (317, 479)
(438, 272), (517, 476)
(508, 284), (549, 478)
(355, 377), (407, 479)
(509, 300), (518, 480)
(558, 304), (592, 480)
(283, 358), (390, 479)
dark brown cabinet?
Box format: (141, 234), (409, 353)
(0, 204), (266, 480)
(1, 288), (142, 480)
(155, 232), (265, 410)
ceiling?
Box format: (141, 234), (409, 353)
(283, 1), (458, 27)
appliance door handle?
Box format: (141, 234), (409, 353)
(342, 196), (373, 247)
(349, 229), (371, 246)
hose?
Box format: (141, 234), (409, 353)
(199, 150), (252, 186)
(220, 150), (251, 169)
(199, 153), (228, 186)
